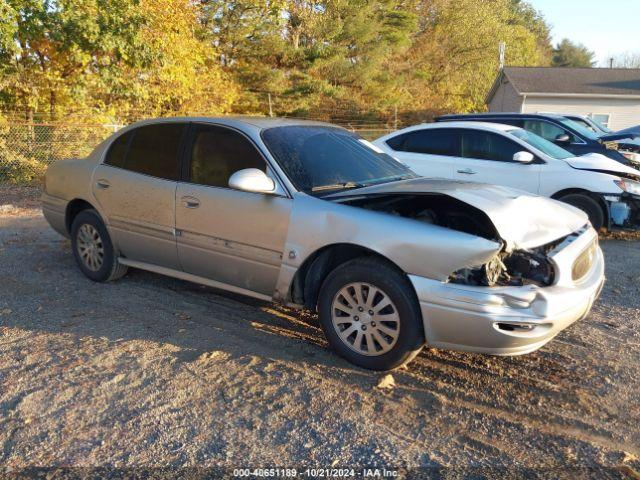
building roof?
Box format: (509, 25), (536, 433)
(487, 67), (640, 101)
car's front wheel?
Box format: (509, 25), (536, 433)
(317, 258), (425, 370)
(70, 209), (128, 282)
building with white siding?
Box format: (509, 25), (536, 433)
(487, 67), (640, 130)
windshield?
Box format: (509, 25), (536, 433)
(508, 128), (574, 160)
(261, 126), (417, 194)
(559, 118), (600, 141)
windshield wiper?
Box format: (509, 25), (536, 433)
(311, 181), (366, 192)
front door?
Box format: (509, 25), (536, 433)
(175, 124), (291, 296)
(452, 129), (540, 194)
(92, 122), (187, 269)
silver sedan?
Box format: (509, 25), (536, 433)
(42, 117), (605, 370)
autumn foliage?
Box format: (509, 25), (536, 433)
(0, 0), (553, 123)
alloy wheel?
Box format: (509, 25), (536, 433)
(331, 282), (400, 356)
(76, 223), (105, 272)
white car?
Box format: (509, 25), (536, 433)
(374, 121), (640, 231)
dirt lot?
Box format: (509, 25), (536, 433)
(1, 186), (640, 478)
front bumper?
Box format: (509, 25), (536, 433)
(605, 192), (640, 230)
(409, 227), (605, 355)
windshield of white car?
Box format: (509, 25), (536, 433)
(261, 126), (418, 194)
(508, 129), (574, 160)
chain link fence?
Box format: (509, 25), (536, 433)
(0, 112), (405, 185)
(0, 121), (121, 185)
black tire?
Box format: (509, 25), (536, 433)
(558, 193), (606, 231)
(70, 209), (128, 282)
(317, 257), (425, 371)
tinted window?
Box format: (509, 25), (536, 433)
(396, 129), (459, 156)
(508, 129), (572, 160)
(189, 125), (265, 188)
(124, 124), (185, 180)
(261, 126), (417, 194)
(460, 131), (523, 162)
(523, 120), (577, 143)
(104, 130), (132, 168)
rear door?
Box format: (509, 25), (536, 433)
(92, 122), (187, 269)
(175, 123), (291, 296)
(453, 129), (540, 194)
(384, 128), (459, 179)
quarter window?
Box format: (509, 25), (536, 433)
(124, 123), (185, 180)
(189, 125), (266, 188)
(104, 130), (132, 168)
(390, 129), (459, 156)
(460, 131), (523, 162)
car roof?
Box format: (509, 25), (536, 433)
(438, 112), (567, 121)
(386, 121), (520, 136)
(125, 116), (338, 131)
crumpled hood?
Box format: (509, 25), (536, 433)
(564, 153), (640, 178)
(600, 124), (640, 142)
(327, 178), (587, 251)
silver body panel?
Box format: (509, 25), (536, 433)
(42, 116), (605, 356)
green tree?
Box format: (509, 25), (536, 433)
(398, 0), (552, 113)
(552, 39), (596, 67)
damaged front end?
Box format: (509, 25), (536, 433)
(338, 191), (570, 288)
(448, 243), (557, 287)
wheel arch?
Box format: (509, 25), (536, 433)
(289, 242), (413, 311)
(551, 188), (609, 228)
(65, 198), (98, 234)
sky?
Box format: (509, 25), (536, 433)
(528, 0), (640, 66)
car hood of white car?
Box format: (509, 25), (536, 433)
(563, 153), (640, 178)
(328, 177), (588, 251)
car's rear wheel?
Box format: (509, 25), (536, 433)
(559, 193), (605, 231)
(317, 258), (424, 370)
(70, 209), (128, 282)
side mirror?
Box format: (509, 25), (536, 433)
(555, 133), (571, 144)
(228, 168), (276, 194)
(512, 151), (535, 163)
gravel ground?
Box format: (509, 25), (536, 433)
(1, 186), (639, 478)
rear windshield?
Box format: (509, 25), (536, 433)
(508, 129), (574, 160)
(261, 126), (417, 194)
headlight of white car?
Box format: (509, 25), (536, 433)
(615, 178), (640, 196)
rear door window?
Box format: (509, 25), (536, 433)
(124, 123), (186, 180)
(460, 130), (523, 162)
(393, 129), (460, 156)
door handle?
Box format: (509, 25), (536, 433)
(181, 196), (200, 209)
(95, 179), (111, 189)
(457, 168), (476, 175)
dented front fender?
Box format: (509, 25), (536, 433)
(273, 193), (502, 301)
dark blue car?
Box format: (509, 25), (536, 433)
(436, 113), (635, 165)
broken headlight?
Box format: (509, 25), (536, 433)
(448, 250), (555, 287)
(615, 178), (640, 196)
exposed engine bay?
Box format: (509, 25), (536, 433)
(338, 193), (559, 287)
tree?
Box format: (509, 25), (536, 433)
(395, 0), (552, 113)
(552, 39), (596, 68)
(201, 0), (419, 115)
